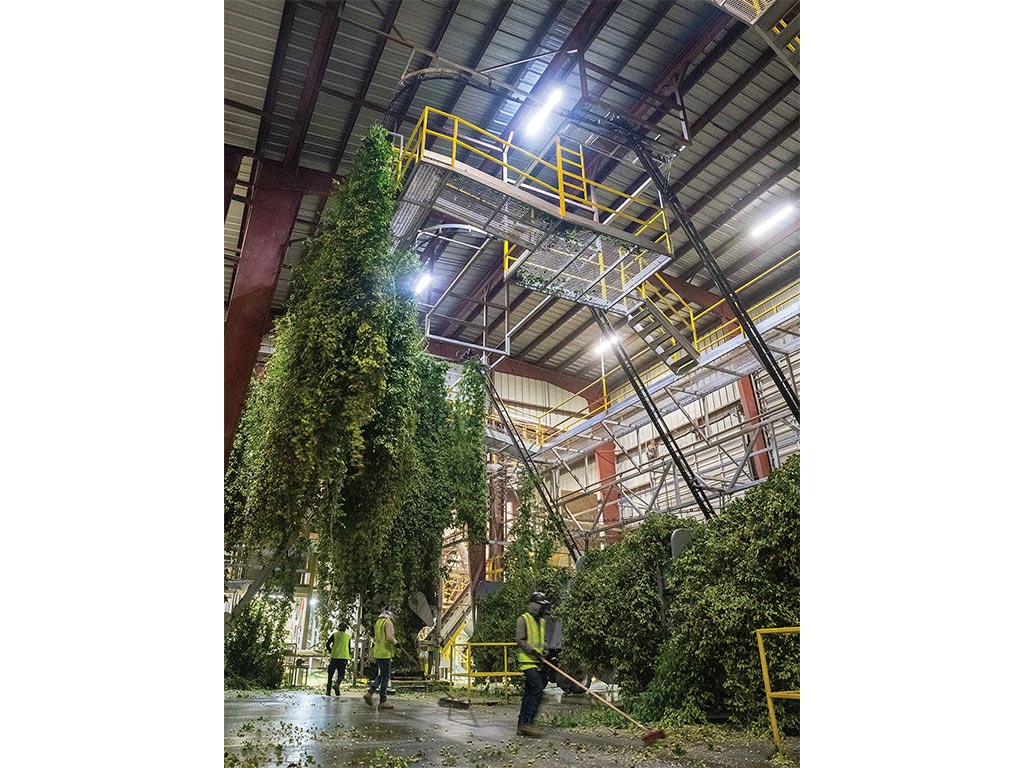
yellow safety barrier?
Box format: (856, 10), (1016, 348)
(484, 555), (503, 580)
(448, 641), (521, 697)
(755, 626), (800, 750)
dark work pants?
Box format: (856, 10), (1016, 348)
(368, 658), (392, 703)
(518, 667), (545, 726)
(326, 658), (348, 694)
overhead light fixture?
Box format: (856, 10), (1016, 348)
(414, 272), (432, 295)
(594, 333), (618, 354)
(525, 87), (563, 136)
(751, 204), (795, 238)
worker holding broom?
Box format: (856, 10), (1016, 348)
(515, 591), (551, 737)
(363, 605), (397, 710)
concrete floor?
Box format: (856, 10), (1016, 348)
(224, 689), (798, 767)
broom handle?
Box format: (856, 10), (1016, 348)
(538, 656), (650, 732)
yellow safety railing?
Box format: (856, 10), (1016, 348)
(442, 569), (469, 612)
(530, 250), (800, 444)
(755, 626), (800, 750)
(397, 106), (671, 249)
(449, 642), (522, 697)
(438, 621), (466, 682)
(691, 250), (799, 353)
(484, 555), (503, 580)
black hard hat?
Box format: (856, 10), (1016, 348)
(529, 591), (550, 606)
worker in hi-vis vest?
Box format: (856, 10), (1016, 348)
(325, 622), (351, 697)
(515, 591), (551, 737)
(363, 606), (397, 710)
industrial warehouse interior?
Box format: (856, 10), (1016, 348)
(5, 3), (1023, 768)
(223, 1), (803, 765)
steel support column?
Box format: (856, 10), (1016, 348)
(737, 375), (772, 479)
(592, 440), (621, 542)
(225, 147), (244, 219)
(224, 161), (304, 465)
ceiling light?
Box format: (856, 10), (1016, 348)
(594, 333), (618, 354)
(751, 204), (795, 238)
(525, 88), (563, 135)
(414, 272), (432, 295)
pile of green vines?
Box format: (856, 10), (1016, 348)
(560, 454), (800, 731)
(225, 125), (488, 659)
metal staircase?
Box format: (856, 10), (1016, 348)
(755, 1), (800, 79)
(591, 307), (716, 520)
(627, 291), (701, 377)
(623, 133), (800, 423)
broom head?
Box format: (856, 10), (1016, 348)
(641, 728), (667, 746)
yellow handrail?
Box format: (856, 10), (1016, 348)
(692, 250), (800, 325)
(449, 642), (521, 697)
(533, 250), (800, 441)
(755, 626), (800, 750)
(399, 106), (670, 247)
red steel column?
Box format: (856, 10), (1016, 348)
(738, 375), (772, 479)
(224, 160), (303, 464)
(585, 393), (620, 543)
(225, 147), (245, 219)
(593, 441), (621, 543)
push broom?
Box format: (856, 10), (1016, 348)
(538, 657), (667, 746)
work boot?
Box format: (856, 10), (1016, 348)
(333, 683), (341, 696)
(363, 692), (375, 708)
(379, 702), (394, 710)
(516, 725), (542, 738)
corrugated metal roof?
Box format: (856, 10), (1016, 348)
(224, 0), (285, 149)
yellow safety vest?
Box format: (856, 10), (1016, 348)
(517, 612), (545, 670)
(330, 630), (351, 660)
(373, 616), (395, 660)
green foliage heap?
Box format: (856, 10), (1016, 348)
(560, 514), (694, 696)
(224, 597), (290, 689)
(470, 477), (566, 673)
(638, 454), (800, 730)
(558, 455), (799, 731)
